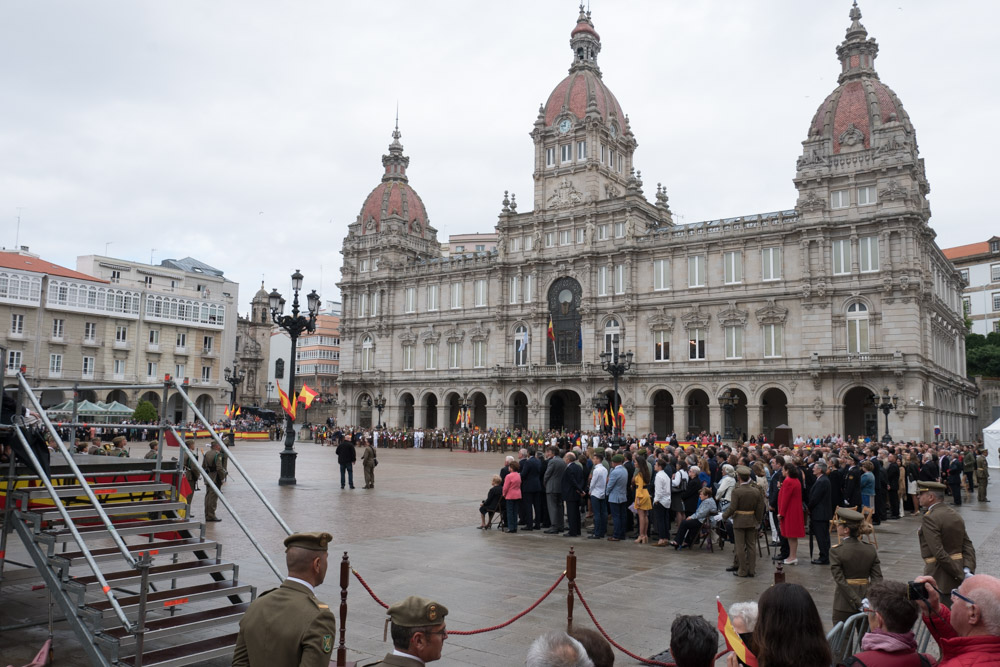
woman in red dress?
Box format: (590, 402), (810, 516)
(777, 462), (805, 565)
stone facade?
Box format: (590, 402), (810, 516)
(234, 284), (272, 408)
(335, 6), (976, 442)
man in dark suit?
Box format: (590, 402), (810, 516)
(561, 452), (587, 537)
(518, 448), (543, 530)
(807, 460), (833, 564)
(871, 451), (887, 524)
(767, 456), (787, 559)
(843, 457), (863, 509)
(543, 446), (567, 534)
(947, 453), (964, 506)
(885, 453), (901, 519)
(827, 457), (846, 513)
(919, 453), (939, 483)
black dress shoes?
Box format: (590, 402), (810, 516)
(811, 559), (830, 565)
(726, 566), (739, 572)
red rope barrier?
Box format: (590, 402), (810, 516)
(351, 567), (567, 636)
(572, 583), (732, 666)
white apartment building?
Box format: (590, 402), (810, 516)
(944, 237), (1000, 335)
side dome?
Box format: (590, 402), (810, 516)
(357, 124), (429, 237)
(807, 2), (914, 154)
(542, 5), (625, 130)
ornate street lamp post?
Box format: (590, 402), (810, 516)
(599, 343), (633, 447)
(373, 391), (386, 429)
(223, 361), (246, 416)
(719, 390), (740, 441)
(592, 394), (608, 437)
(869, 387), (898, 443)
(269, 269), (320, 486)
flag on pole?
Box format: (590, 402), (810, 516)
(224, 405), (231, 419)
(466, 407), (472, 428)
(234, 406), (241, 417)
(592, 409), (598, 429)
(603, 408), (610, 426)
(618, 404), (626, 430)
(298, 384), (318, 409)
(547, 316), (555, 341)
(456, 408), (463, 426)
(717, 599), (758, 667)
(277, 381), (297, 420)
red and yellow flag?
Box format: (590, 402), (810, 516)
(466, 407), (472, 427)
(547, 315), (555, 341)
(277, 381), (297, 420)
(234, 405), (241, 417)
(618, 404), (626, 430)
(223, 405), (231, 419)
(592, 410), (598, 429)
(603, 408), (610, 426)
(717, 599), (758, 667)
(456, 407), (463, 426)
(298, 384), (318, 409)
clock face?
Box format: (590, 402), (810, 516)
(609, 124), (618, 138)
(558, 118), (572, 133)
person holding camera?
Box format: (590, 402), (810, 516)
(914, 573), (1000, 666)
(842, 581), (935, 667)
(830, 507), (883, 624)
(916, 481), (976, 601)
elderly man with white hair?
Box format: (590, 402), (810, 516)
(915, 573), (1000, 665)
(526, 632), (594, 667)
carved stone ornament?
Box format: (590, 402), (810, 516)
(647, 307), (675, 332)
(365, 218), (376, 231)
(444, 327), (465, 343)
(716, 302), (749, 328)
(681, 306), (711, 331)
(879, 180), (908, 201)
(412, 220), (423, 236)
(838, 123), (865, 148)
(798, 191), (826, 212)
(755, 299), (788, 325)
(469, 323), (491, 342)
(877, 135), (906, 154)
(605, 183), (620, 198)
(495, 403), (504, 416)
(419, 327), (440, 344)
(796, 149), (827, 169)
(812, 397), (824, 418)
(748, 382), (757, 394)
(811, 371), (821, 390)
(789, 381), (797, 394)
(547, 178), (585, 209)
(399, 328), (417, 345)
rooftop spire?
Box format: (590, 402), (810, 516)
(381, 117), (409, 183)
(569, 4), (601, 75)
(836, 1), (879, 83)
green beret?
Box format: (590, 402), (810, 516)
(387, 596), (448, 627)
(594, 448), (606, 457)
(917, 481), (947, 492)
(283, 531), (333, 552)
(612, 454), (625, 463)
(835, 507), (863, 525)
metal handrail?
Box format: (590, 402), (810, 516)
(169, 429), (283, 582)
(10, 424), (134, 631)
(170, 382), (293, 536)
(16, 373), (139, 571)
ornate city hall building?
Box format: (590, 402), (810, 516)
(336, 6), (975, 441)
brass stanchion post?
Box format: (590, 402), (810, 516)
(566, 547), (577, 632)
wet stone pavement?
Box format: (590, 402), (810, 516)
(2, 440), (998, 666)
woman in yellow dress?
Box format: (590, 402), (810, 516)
(633, 459), (653, 544)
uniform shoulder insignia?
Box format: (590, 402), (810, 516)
(317, 603), (330, 609)
(259, 587), (278, 597)
(831, 544), (841, 548)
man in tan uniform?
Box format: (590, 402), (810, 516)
(362, 438), (377, 489)
(723, 466), (767, 578)
(203, 440), (227, 522)
(917, 480), (976, 602)
(976, 449), (990, 502)
(233, 531), (338, 667)
(830, 507), (883, 623)
(368, 595), (450, 666)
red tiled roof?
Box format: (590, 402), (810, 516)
(0, 253), (107, 283)
(943, 242), (990, 260)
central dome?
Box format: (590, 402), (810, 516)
(357, 124), (429, 237)
(542, 6), (625, 130)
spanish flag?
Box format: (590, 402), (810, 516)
(224, 405), (231, 419)
(602, 408), (610, 427)
(234, 405), (241, 417)
(277, 381), (297, 420)
(547, 315), (555, 341)
(456, 407), (463, 426)
(592, 409), (598, 429)
(717, 599), (758, 667)
(298, 384), (318, 409)
(617, 404), (626, 430)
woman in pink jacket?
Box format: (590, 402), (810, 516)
(777, 462), (805, 565)
(502, 460), (522, 533)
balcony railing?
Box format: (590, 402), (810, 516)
(81, 337), (102, 347)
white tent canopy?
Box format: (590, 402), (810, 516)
(981, 417), (1000, 469)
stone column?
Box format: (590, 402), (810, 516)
(414, 401), (426, 429)
(747, 403), (762, 440)
(709, 405), (722, 437)
(437, 404), (448, 432)
(673, 403), (686, 438)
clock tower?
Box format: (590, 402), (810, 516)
(532, 5), (636, 211)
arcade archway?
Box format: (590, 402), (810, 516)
(548, 389), (581, 432)
(844, 387), (877, 440)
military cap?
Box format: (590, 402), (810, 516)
(283, 531), (333, 552)
(917, 481), (947, 492)
(612, 454), (625, 463)
(835, 507), (864, 525)
(387, 596), (449, 627)
(593, 447), (606, 457)
(736, 466), (752, 478)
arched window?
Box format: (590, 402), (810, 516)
(604, 319), (620, 354)
(847, 303), (869, 354)
(361, 335), (374, 371)
(514, 325), (528, 366)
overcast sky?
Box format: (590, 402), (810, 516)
(2, 1), (997, 314)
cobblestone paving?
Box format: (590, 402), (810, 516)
(2, 440), (998, 666)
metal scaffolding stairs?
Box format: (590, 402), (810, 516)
(1, 375), (292, 666)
